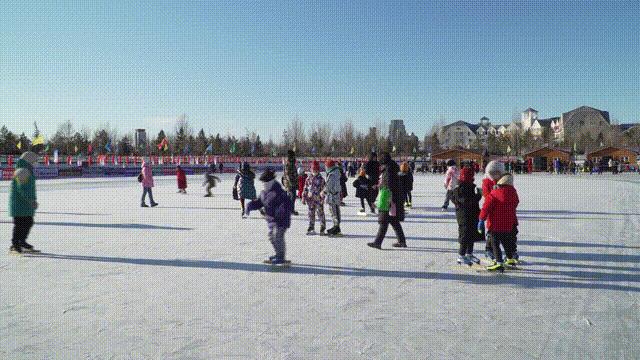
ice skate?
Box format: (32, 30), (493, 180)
(21, 243), (41, 254)
(367, 242), (382, 250)
(306, 225), (316, 235)
(328, 226), (342, 237)
(486, 261), (504, 272)
(504, 258), (518, 267)
(150, 202), (159, 207)
(457, 255), (473, 266)
(319, 225), (327, 236)
(141, 203), (149, 208)
(9, 246), (22, 256)
(391, 242), (407, 248)
(357, 208), (367, 216)
(466, 254), (481, 264)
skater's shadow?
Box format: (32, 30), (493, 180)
(0, 220), (193, 231)
(28, 253), (640, 293)
(517, 209), (640, 217)
(0, 210), (110, 216)
(158, 206), (239, 211)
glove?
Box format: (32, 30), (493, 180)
(477, 220), (485, 234)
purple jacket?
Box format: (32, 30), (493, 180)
(247, 180), (293, 229)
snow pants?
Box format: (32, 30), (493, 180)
(268, 225), (287, 260)
(373, 218), (406, 246)
(306, 198), (326, 227)
(487, 231), (517, 263)
(328, 203), (341, 227)
(442, 190), (453, 208)
(12, 216), (34, 248)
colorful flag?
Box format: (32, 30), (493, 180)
(53, 149), (59, 164)
(506, 145), (511, 154)
(16, 141), (22, 150)
(350, 146), (355, 155)
(87, 144), (93, 154)
(573, 142), (577, 152)
(157, 137), (168, 150)
(230, 142), (237, 154)
(45, 143), (50, 152)
(205, 143), (213, 154)
(74, 145), (79, 153)
(392, 145), (397, 153)
(105, 140), (112, 153)
(163, 143), (168, 152)
(32, 135), (44, 146)
(311, 146), (317, 155)
(413, 147), (417, 154)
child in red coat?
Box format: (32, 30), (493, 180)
(176, 165), (187, 194)
(481, 160), (505, 259)
(297, 166), (307, 200)
(478, 173), (519, 272)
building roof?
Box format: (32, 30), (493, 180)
(563, 106), (610, 124)
(524, 146), (572, 157)
(617, 123), (639, 132)
(524, 107), (538, 113)
(480, 116), (490, 121)
(441, 120), (476, 132)
(587, 146), (640, 156)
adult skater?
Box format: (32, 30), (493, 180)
(339, 164), (348, 206)
(399, 161), (413, 208)
(353, 167), (372, 215)
(176, 165), (187, 194)
(367, 152), (406, 249)
(364, 152), (380, 214)
(281, 150), (299, 215)
(218, 161), (224, 174)
(325, 160), (343, 236)
(9, 152), (40, 254)
(302, 160), (327, 235)
(203, 163), (220, 197)
(246, 168), (293, 266)
(442, 159), (459, 211)
(452, 167), (482, 265)
(140, 159), (158, 207)
(478, 174), (519, 272)
(481, 160), (505, 260)
(234, 162), (257, 218)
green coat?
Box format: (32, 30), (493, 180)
(9, 159), (37, 217)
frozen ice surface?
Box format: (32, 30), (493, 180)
(1, 173), (639, 359)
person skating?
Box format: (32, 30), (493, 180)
(302, 161), (327, 235)
(339, 164), (348, 206)
(203, 163), (220, 197)
(481, 160), (505, 260)
(246, 169), (293, 265)
(9, 152), (40, 254)
(442, 159), (459, 211)
(324, 160), (343, 236)
(353, 167), (372, 215)
(478, 174), (519, 272)
(297, 166), (307, 201)
(399, 161), (414, 208)
(234, 162), (257, 218)
(364, 152), (380, 214)
(452, 167), (483, 265)
(367, 152), (406, 249)
(281, 150), (299, 215)
(176, 165), (187, 194)
(140, 159), (158, 207)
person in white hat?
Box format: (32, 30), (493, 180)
(9, 152), (41, 254)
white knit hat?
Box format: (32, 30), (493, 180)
(19, 151), (38, 164)
(484, 161), (505, 180)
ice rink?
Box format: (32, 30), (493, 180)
(1, 172), (639, 359)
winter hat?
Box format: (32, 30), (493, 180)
(259, 168), (276, 182)
(484, 160), (505, 179)
(287, 150), (296, 159)
(400, 162), (410, 173)
(459, 167), (475, 183)
(325, 159), (336, 169)
(496, 173), (514, 186)
(447, 159), (456, 167)
(242, 162), (250, 172)
(297, 166), (305, 176)
(311, 160), (320, 172)
(20, 151), (38, 164)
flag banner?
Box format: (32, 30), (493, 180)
(105, 141), (112, 153)
(53, 150), (59, 164)
(17, 141), (22, 150)
(206, 143), (213, 154)
(32, 135), (45, 146)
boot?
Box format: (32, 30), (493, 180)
(307, 225), (316, 235)
(392, 241), (407, 248)
(367, 242), (382, 250)
(319, 224), (326, 236)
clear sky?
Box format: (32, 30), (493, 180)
(1, 0), (638, 140)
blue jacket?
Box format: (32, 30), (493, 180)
(246, 180), (293, 229)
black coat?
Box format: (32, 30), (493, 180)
(352, 176), (370, 199)
(451, 183), (483, 243)
(398, 172), (413, 196)
(364, 160), (380, 187)
(378, 160), (405, 223)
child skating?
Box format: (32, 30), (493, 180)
(481, 161), (505, 260)
(9, 152), (41, 254)
(353, 167), (372, 215)
(478, 174), (519, 272)
(176, 165), (187, 194)
(234, 162), (257, 218)
(442, 159), (459, 211)
(399, 162), (413, 208)
(302, 161), (327, 235)
(451, 167), (482, 265)
(297, 166), (307, 201)
(246, 169), (293, 266)
(203, 163), (220, 197)
(324, 160), (343, 236)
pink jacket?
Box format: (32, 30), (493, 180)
(444, 166), (459, 190)
(141, 162), (154, 188)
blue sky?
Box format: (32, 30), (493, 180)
(1, 0), (638, 140)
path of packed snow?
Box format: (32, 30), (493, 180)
(1, 173), (639, 359)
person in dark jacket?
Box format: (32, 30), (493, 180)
(203, 163), (220, 197)
(398, 162), (414, 208)
(176, 165), (187, 194)
(353, 167), (372, 214)
(281, 150), (299, 215)
(9, 152), (40, 254)
(364, 152), (380, 214)
(246, 169), (293, 265)
(452, 167), (482, 265)
(339, 164), (348, 206)
(367, 153), (406, 249)
(234, 162), (257, 218)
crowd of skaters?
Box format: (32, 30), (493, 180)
(10, 149), (517, 271)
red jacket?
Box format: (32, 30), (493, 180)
(479, 185), (519, 232)
(481, 178), (495, 198)
(176, 168), (187, 189)
(297, 174), (307, 198)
